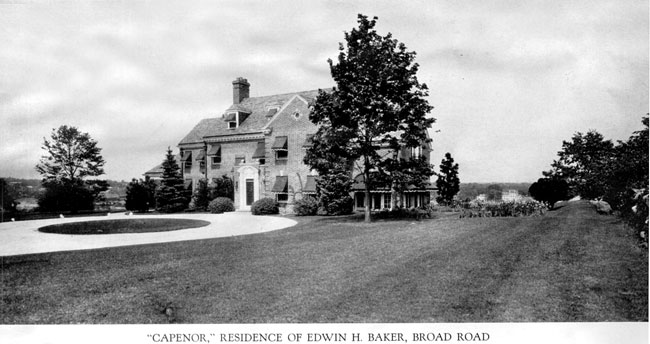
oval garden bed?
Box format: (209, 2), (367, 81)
(38, 218), (211, 235)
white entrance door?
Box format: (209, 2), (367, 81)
(237, 165), (259, 211)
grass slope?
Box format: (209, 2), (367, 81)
(1, 201), (646, 323)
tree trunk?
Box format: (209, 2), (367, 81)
(364, 167), (371, 223)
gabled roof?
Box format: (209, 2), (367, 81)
(179, 89), (327, 145)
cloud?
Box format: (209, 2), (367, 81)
(0, 0), (646, 182)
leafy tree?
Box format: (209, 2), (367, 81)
(125, 179), (151, 213)
(35, 125), (106, 212)
(36, 125), (105, 182)
(436, 153), (460, 205)
(304, 130), (354, 215)
(528, 177), (569, 209)
(603, 116), (648, 209)
(155, 147), (190, 213)
(305, 14), (435, 222)
(316, 170), (354, 215)
(544, 130), (615, 199)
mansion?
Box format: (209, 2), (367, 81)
(147, 77), (434, 212)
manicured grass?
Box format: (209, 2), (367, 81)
(1, 201), (646, 323)
(38, 218), (210, 235)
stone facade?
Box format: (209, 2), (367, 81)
(172, 77), (434, 213)
(176, 78), (320, 212)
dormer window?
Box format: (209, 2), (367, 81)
(266, 106), (279, 118)
(224, 110), (250, 129)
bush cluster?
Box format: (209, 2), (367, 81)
(208, 197), (235, 214)
(293, 197), (319, 216)
(251, 198), (279, 215)
(460, 199), (547, 218)
(373, 205), (436, 220)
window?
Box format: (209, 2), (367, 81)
(271, 136), (288, 161)
(275, 150), (288, 160)
(272, 175), (289, 203)
(209, 145), (222, 168)
(182, 151), (192, 170)
(356, 192), (365, 208)
(384, 193), (392, 208)
(228, 121), (237, 129)
(258, 158), (266, 165)
(235, 156), (245, 165)
(276, 193), (288, 203)
(411, 146), (422, 159)
(373, 194), (382, 210)
(293, 111), (301, 120)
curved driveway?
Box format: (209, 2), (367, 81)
(0, 212), (296, 256)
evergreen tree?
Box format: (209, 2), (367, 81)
(125, 179), (151, 213)
(155, 147), (189, 213)
(435, 153), (460, 205)
(305, 14), (435, 222)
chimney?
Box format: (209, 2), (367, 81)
(232, 77), (250, 104)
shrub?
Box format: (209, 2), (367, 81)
(251, 197), (279, 215)
(210, 175), (234, 200)
(191, 179), (211, 211)
(38, 180), (95, 212)
(208, 197), (235, 214)
(461, 199), (547, 218)
(294, 197), (319, 216)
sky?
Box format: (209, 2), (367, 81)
(0, 0), (647, 183)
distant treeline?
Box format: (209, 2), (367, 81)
(458, 183), (531, 201)
(2, 177), (130, 199)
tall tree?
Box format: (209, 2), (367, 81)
(35, 125), (106, 212)
(305, 14), (435, 222)
(36, 125), (105, 183)
(155, 147), (190, 213)
(544, 130), (615, 199)
(435, 153), (460, 205)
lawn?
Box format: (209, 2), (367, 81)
(38, 218), (210, 234)
(0, 201), (647, 323)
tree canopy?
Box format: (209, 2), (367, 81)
(528, 177), (569, 209)
(544, 130), (615, 199)
(540, 116), (648, 242)
(35, 125), (106, 212)
(305, 14), (435, 222)
(36, 125), (105, 183)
